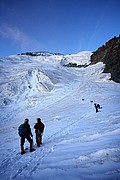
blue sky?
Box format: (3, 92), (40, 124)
(0, 0), (120, 56)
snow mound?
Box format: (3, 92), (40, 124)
(78, 148), (120, 163)
(60, 51), (92, 66)
(26, 68), (54, 93)
(83, 62), (111, 81)
(0, 68), (54, 107)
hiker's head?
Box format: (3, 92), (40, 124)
(37, 118), (41, 122)
(24, 118), (29, 124)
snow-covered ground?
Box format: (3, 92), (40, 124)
(0, 52), (120, 180)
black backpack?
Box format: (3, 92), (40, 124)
(18, 124), (27, 137)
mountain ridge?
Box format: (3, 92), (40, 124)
(18, 36), (120, 83)
(91, 35), (120, 83)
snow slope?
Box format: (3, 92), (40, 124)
(0, 52), (120, 180)
(61, 51), (92, 66)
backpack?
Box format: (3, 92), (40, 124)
(18, 124), (27, 137)
(34, 122), (44, 133)
(39, 123), (44, 132)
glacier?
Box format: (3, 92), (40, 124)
(0, 51), (120, 179)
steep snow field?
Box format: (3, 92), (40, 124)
(0, 52), (120, 180)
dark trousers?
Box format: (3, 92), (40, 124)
(21, 136), (33, 146)
(36, 132), (43, 146)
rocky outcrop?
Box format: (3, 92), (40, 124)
(19, 51), (63, 56)
(63, 62), (88, 68)
(91, 36), (120, 83)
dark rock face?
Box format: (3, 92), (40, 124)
(63, 62), (88, 68)
(19, 51), (63, 56)
(91, 36), (120, 83)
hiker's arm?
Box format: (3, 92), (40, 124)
(34, 124), (37, 129)
(28, 125), (33, 136)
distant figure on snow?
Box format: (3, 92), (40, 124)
(94, 103), (102, 113)
(34, 118), (45, 147)
(18, 119), (35, 154)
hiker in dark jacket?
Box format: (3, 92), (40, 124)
(94, 103), (102, 113)
(34, 118), (45, 147)
(18, 119), (35, 154)
(94, 103), (99, 113)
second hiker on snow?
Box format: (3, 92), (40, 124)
(34, 118), (45, 147)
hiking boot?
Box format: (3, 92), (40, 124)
(21, 150), (26, 155)
(30, 148), (35, 152)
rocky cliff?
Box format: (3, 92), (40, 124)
(91, 36), (120, 83)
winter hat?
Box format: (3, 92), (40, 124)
(37, 118), (41, 122)
(24, 118), (29, 123)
